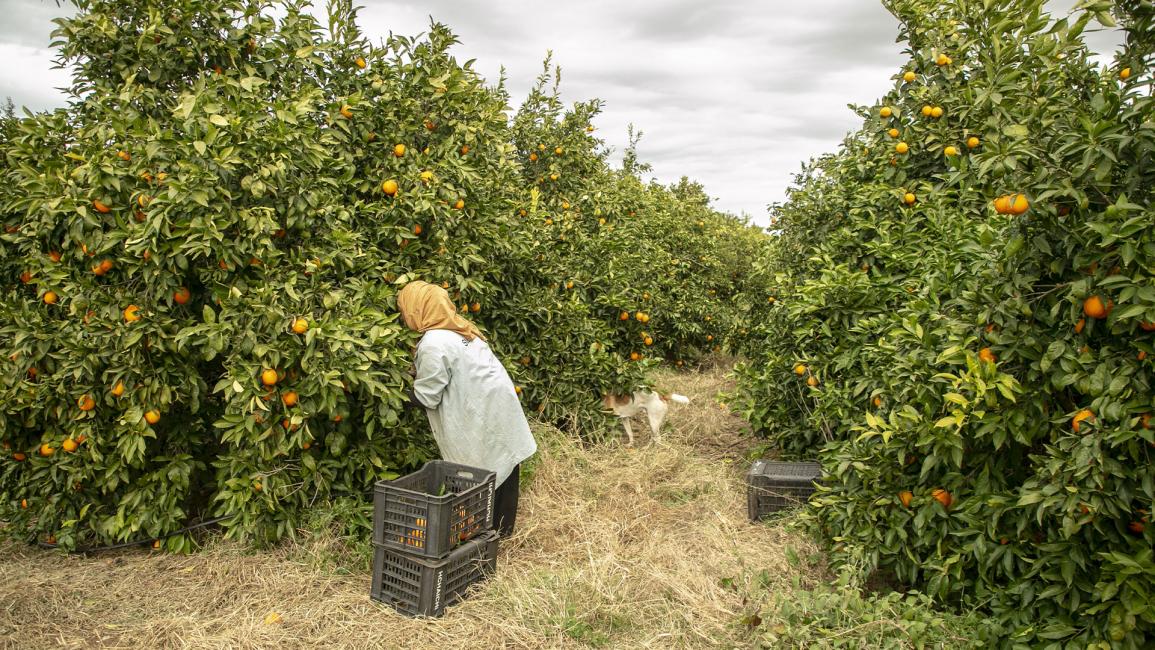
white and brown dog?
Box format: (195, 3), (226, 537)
(602, 391), (690, 445)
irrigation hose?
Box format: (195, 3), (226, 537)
(31, 484), (380, 554)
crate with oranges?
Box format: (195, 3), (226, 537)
(371, 461), (499, 616)
(372, 460), (495, 558)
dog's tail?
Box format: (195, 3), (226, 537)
(665, 393), (690, 404)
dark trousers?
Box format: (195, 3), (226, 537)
(494, 464), (520, 537)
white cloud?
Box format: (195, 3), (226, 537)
(0, 0), (1125, 225)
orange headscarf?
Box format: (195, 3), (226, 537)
(396, 280), (486, 341)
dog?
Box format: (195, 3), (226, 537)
(602, 391), (690, 445)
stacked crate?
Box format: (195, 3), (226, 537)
(371, 460), (498, 617)
(746, 460), (822, 521)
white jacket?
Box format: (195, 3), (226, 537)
(412, 329), (537, 486)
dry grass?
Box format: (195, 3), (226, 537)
(0, 363), (824, 649)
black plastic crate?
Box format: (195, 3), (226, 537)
(747, 460), (822, 520)
(373, 460), (495, 559)
(371, 531), (499, 617)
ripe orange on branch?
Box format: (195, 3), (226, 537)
(1083, 296), (1111, 320)
(1072, 408), (1095, 432)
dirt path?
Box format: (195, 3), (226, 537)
(0, 365), (822, 649)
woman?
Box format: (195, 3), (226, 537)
(396, 280), (537, 537)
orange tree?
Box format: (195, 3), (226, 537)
(735, 0), (1155, 645)
(0, 0), (534, 549)
(502, 61), (771, 390)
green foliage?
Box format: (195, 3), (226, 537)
(758, 585), (998, 649)
(0, 0), (764, 550)
(735, 0), (1155, 645)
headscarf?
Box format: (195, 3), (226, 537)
(396, 280), (486, 341)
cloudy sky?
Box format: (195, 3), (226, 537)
(0, 0), (1123, 226)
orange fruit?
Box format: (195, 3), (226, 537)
(420, 170), (433, 183)
(1140, 351), (1148, 361)
(21, 498), (28, 508)
(62, 438), (78, 452)
(40, 443), (54, 457)
(514, 386), (522, 395)
(629, 351), (641, 361)
(261, 369), (279, 386)
(111, 381), (125, 397)
(292, 318), (308, 334)
(921, 105), (933, 117)
(76, 434), (86, 444)
(887, 128), (899, 138)
(123, 304), (141, 322)
(470, 302), (480, 313)
(173, 287), (191, 305)
(460, 145), (470, 155)
(282, 391), (298, 407)
(978, 347), (996, 363)
(898, 490), (913, 508)
(620, 311), (629, 321)
(1075, 318), (1086, 334)
(966, 136), (980, 149)
(78, 395), (96, 411)
(339, 105), (353, 118)
(393, 144), (406, 157)
(381, 179), (398, 196)
(807, 375), (819, 387)
(936, 53), (950, 66)
(355, 57), (366, 69)
(931, 106), (943, 118)
(903, 71), (916, 83)
(635, 311), (645, 321)
(14, 452), (27, 462)
(1141, 414), (1152, 429)
(794, 364), (807, 376)
(144, 410), (161, 425)
(1072, 408), (1095, 432)
(549, 173), (559, 181)
(19, 271), (31, 284)
(873, 396), (882, 408)
(48, 250), (62, 263)
(944, 146), (958, 156)
(993, 195), (1011, 214)
(706, 335), (714, 342)
(1139, 321), (1155, 331)
(1009, 194), (1030, 215)
(903, 192), (916, 205)
(43, 291), (58, 305)
(879, 106), (892, 118)
(1129, 521), (1145, 534)
(529, 152), (538, 161)
(1120, 67), (1131, 80)
(454, 199), (465, 210)
(895, 142), (909, 154)
(1083, 295), (1109, 320)
(554, 146), (563, 155)
(931, 488), (952, 509)
(117, 150), (131, 161)
(93, 199), (111, 213)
